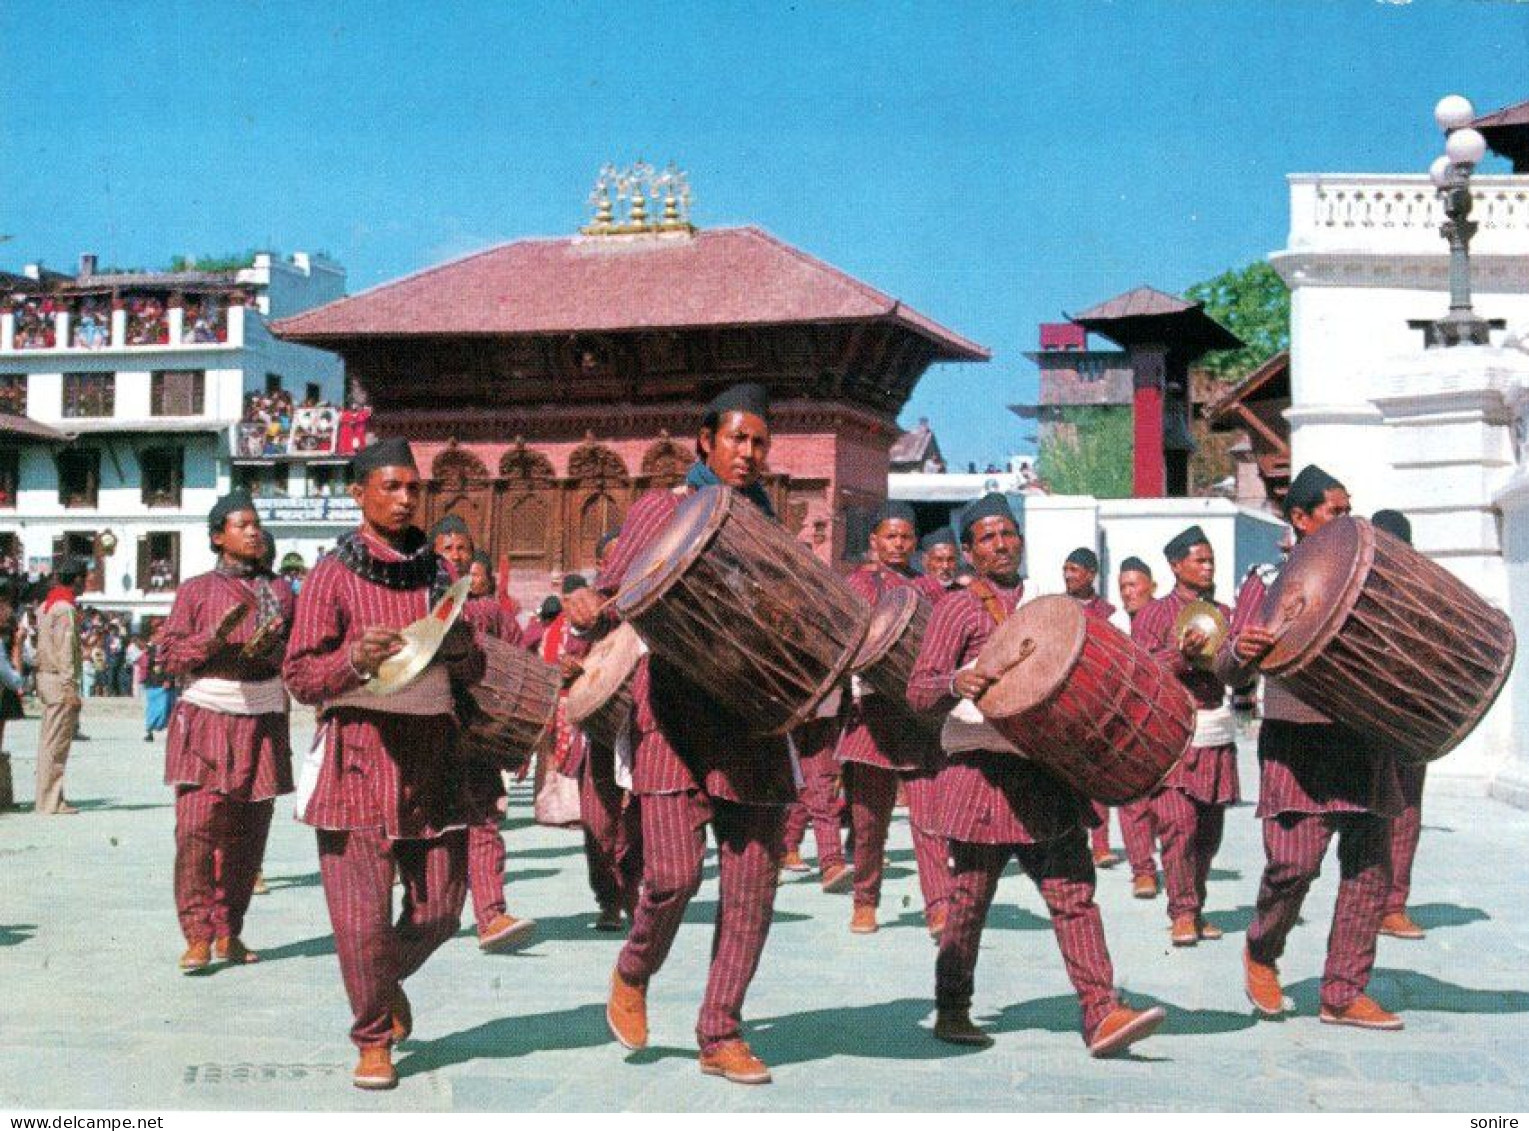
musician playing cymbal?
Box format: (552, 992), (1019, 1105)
(284, 437), (485, 1091)
(157, 490), (295, 974)
(1130, 525), (1240, 946)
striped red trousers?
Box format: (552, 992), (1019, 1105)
(1089, 802), (1113, 857)
(580, 759), (643, 915)
(316, 827), (467, 1049)
(782, 724), (845, 870)
(1118, 797), (1159, 880)
(173, 785), (274, 944)
(1386, 766), (1425, 916)
(844, 761), (951, 920)
(616, 791), (784, 1051)
(1247, 812), (1391, 1010)
(936, 829), (1118, 1041)
(1150, 790), (1226, 919)
(466, 816), (507, 932)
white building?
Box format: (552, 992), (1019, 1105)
(0, 252), (349, 624)
(1270, 105), (1529, 801)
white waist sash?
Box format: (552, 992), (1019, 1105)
(324, 665), (454, 717)
(1192, 703), (1236, 747)
(181, 676), (289, 716)
(939, 662), (1023, 756)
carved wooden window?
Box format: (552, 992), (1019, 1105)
(499, 445), (556, 568)
(151, 369), (205, 416)
(641, 438), (690, 488)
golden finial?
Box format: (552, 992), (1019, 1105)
(582, 161), (694, 236)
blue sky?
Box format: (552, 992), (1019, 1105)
(2, 1), (1526, 467)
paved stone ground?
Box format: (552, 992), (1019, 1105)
(1, 698), (1526, 1112)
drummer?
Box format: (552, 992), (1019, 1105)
(1370, 509), (1428, 942)
(1130, 526), (1240, 944)
(839, 500), (951, 937)
(1063, 547), (1122, 871)
(908, 492), (1165, 1056)
(1216, 464), (1406, 1031)
(565, 381), (796, 1086)
(914, 527), (963, 605)
(283, 437), (486, 1090)
(1115, 555), (1161, 899)
(157, 490), (294, 972)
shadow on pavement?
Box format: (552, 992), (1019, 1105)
(744, 997), (991, 1065)
(1208, 868), (1243, 882)
(1128, 993), (1258, 1037)
(985, 904), (1052, 932)
(525, 912), (632, 943)
(1287, 968), (1529, 1015)
(397, 1002), (610, 1077)
(1408, 902), (1489, 930)
(256, 933), (337, 961)
(67, 797), (173, 813)
(683, 900), (809, 926)
(503, 867), (560, 884)
(505, 843), (586, 861)
(0, 923), (37, 946)
(260, 871), (321, 891)
(1201, 904), (1256, 935)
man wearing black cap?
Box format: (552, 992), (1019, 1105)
(914, 527), (963, 605)
(429, 513), (474, 578)
(565, 381), (794, 1085)
(1217, 465), (1405, 1031)
(34, 557), (87, 815)
(909, 492), (1164, 1057)
(1062, 547), (1122, 869)
(839, 500), (950, 936)
(1131, 526), (1240, 945)
(1114, 556), (1161, 898)
(1370, 510), (1428, 941)
(158, 491), (295, 971)
(284, 437), (486, 1089)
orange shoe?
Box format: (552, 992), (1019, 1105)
(821, 863), (853, 894)
(607, 969), (648, 1050)
(214, 936), (259, 964)
(1244, 947), (1288, 1017)
(1088, 1005), (1166, 1058)
(850, 905), (878, 934)
(352, 1045), (397, 1090)
(781, 850), (810, 873)
(699, 1039), (772, 1085)
(1132, 874), (1159, 899)
(933, 1010), (994, 1047)
(478, 914), (537, 953)
(1093, 850), (1121, 869)
(391, 987), (412, 1044)
(1319, 994), (1404, 1031)
(179, 939), (212, 973)
(1197, 917), (1224, 941)
(1379, 912), (1425, 940)
(1170, 915), (1199, 947)
(926, 907), (948, 941)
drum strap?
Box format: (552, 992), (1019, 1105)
(966, 578), (1010, 627)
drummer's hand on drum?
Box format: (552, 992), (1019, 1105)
(350, 627), (406, 678)
(564, 586), (604, 631)
(1233, 626), (1277, 666)
(953, 668), (996, 700)
(1180, 626), (1208, 658)
(558, 654), (584, 684)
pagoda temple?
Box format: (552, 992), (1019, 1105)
(274, 166), (986, 595)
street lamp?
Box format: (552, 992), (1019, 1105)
(1428, 94), (1492, 347)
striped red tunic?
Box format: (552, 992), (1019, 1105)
(839, 563), (933, 771)
(283, 531), (486, 838)
(463, 593), (522, 646)
(596, 488), (795, 804)
(159, 570), (295, 802)
(913, 573), (959, 606)
(907, 579), (1090, 845)
(1131, 585), (1240, 805)
(1217, 566), (1402, 818)
(1077, 593), (1117, 622)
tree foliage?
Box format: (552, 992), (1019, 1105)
(1185, 260), (1290, 381)
(1037, 406), (1134, 498)
(165, 251), (259, 274)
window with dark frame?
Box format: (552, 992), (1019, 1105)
(141, 446), (184, 508)
(0, 449), (17, 509)
(62, 372), (115, 418)
(151, 369), (205, 416)
(0, 375), (27, 416)
(57, 448), (101, 508)
(137, 531), (181, 592)
(265, 373), (283, 394)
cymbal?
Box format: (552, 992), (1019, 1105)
(368, 576), (472, 697)
(1172, 599), (1228, 671)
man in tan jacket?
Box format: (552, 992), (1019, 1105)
(35, 558), (86, 815)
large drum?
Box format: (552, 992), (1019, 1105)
(851, 585), (938, 731)
(614, 486), (871, 734)
(1258, 516), (1516, 763)
(974, 595), (1193, 805)
(458, 635), (562, 770)
(566, 622), (645, 750)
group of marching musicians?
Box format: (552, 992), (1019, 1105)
(158, 380), (1433, 1091)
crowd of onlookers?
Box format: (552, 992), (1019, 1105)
(237, 393), (371, 459)
(7, 293), (229, 352)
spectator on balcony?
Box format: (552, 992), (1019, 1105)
(127, 297), (168, 345)
(337, 397), (372, 456)
(73, 301), (109, 350)
(13, 299), (56, 349)
(149, 557), (175, 592)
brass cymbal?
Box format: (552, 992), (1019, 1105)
(1172, 599), (1228, 671)
(368, 576), (472, 697)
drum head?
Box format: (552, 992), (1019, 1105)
(614, 487), (730, 618)
(567, 623), (645, 726)
(975, 595), (1086, 720)
(1260, 516), (1370, 675)
(852, 586), (921, 673)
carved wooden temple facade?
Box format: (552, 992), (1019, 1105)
(274, 177), (986, 593)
